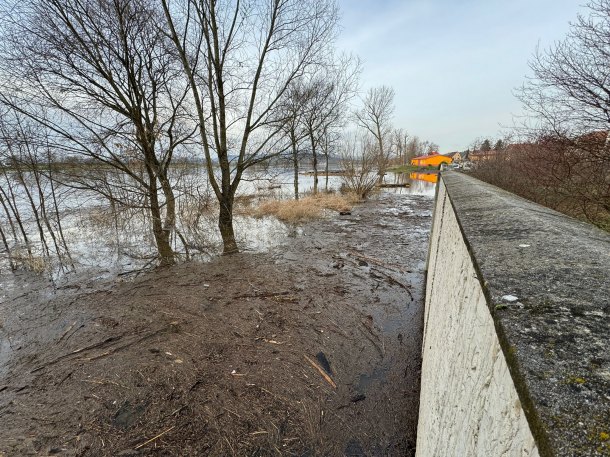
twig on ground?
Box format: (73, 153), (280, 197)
(85, 325), (172, 361)
(367, 266), (414, 300)
(235, 291), (290, 299)
(358, 325), (385, 358)
(57, 321), (76, 343)
(348, 250), (407, 273)
(304, 355), (337, 388)
(134, 425), (176, 450)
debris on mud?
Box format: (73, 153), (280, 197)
(0, 192), (432, 456)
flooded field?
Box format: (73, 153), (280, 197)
(0, 168), (436, 299)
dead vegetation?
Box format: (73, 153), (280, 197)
(339, 134), (381, 199)
(249, 193), (358, 223)
(10, 251), (48, 273)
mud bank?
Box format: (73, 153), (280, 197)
(0, 191), (433, 456)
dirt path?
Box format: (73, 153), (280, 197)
(0, 191), (433, 456)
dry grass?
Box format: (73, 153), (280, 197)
(12, 252), (48, 273)
(250, 193), (358, 223)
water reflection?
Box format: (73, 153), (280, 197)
(409, 172), (438, 184)
(386, 172), (437, 196)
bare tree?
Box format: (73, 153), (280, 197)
(299, 55), (360, 194)
(0, 114), (75, 270)
(355, 85), (395, 180)
(320, 127), (341, 192)
(511, 0), (610, 229)
(517, 0), (610, 137)
(391, 128), (410, 165)
(405, 136), (423, 161)
(340, 133), (378, 199)
(162, 0), (340, 254)
(276, 82), (310, 200)
(1, 0), (194, 265)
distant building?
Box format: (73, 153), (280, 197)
(469, 149), (501, 162)
(446, 151), (463, 163)
(410, 152), (453, 168)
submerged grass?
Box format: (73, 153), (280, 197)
(12, 252), (48, 273)
(250, 193), (358, 223)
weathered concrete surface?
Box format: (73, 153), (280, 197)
(419, 172), (610, 456)
(417, 180), (539, 457)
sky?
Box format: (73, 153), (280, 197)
(336, 0), (587, 152)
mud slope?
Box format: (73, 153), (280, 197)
(0, 192), (433, 456)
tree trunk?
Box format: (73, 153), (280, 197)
(291, 132), (299, 200)
(47, 151), (73, 268)
(30, 163), (64, 267)
(0, 180), (31, 256)
(310, 131), (318, 194)
(324, 152), (329, 192)
(17, 168), (51, 258)
(312, 152), (318, 194)
(158, 174), (176, 243)
(376, 124), (385, 183)
(0, 190), (18, 242)
(218, 192), (238, 254)
(0, 222), (14, 270)
(147, 172), (174, 266)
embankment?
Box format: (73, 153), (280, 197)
(417, 172), (610, 457)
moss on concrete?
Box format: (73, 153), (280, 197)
(441, 172), (610, 457)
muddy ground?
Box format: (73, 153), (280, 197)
(0, 191), (433, 456)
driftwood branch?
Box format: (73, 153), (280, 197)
(304, 355), (337, 388)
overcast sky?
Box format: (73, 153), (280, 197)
(336, 0), (587, 152)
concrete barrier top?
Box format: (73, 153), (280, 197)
(441, 172), (610, 456)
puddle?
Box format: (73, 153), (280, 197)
(358, 362), (392, 392)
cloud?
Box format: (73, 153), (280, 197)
(337, 0), (585, 150)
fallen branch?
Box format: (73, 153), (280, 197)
(375, 182), (411, 188)
(56, 371), (73, 387)
(32, 323), (176, 372)
(63, 324), (86, 343)
(348, 250), (408, 274)
(234, 291), (290, 299)
(57, 321), (76, 343)
(85, 326), (173, 361)
(31, 336), (123, 373)
(304, 355), (337, 388)
(368, 268), (414, 300)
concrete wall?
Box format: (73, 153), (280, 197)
(416, 180), (539, 457)
(416, 172), (610, 457)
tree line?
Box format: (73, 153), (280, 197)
(0, 0), (437, 270)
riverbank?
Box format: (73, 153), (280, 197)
(0, 191), (433, 456)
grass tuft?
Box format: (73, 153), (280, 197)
(12, 252), (48, 273)
(250, 193), (357, 223)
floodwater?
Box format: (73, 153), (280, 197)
(0, 168), (436, 299)
(387, 171), (438, 196)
